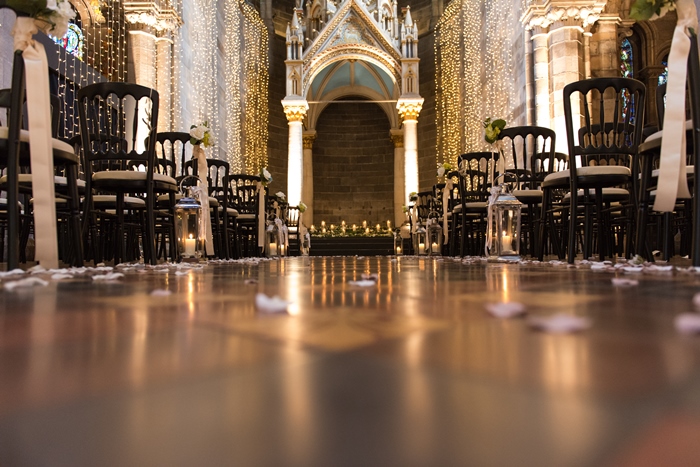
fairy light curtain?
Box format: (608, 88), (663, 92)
(174, 0), (268, 173)
(435, 0), (521, 169)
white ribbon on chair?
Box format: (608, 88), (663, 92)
(275, 217), (288, 249)
(653, 0), (697, 212)
(485, 185), (502, 257)
(442, 179), (453, 244)
(256, 182), (266, 248)
(12, 17), (59, 268)
(192, 144), (214, 255)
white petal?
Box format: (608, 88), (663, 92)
(674, 313), (700, 334)
(244, 279), (258, 285)
(611, 278), (638, 287)
(4, 277), (49, 291)
(150, 289), (172, 296)
(528, 314), (591, 333)
(92, 273), (124, 281)
(361, 273), (379, 281)
(485, 302), (527, 318)
(0, 269), (25, 278)
(255, 293), (291, 314)
(348, 280), (377, 287)
(51, 273), (74, 281)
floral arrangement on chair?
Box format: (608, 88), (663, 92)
(630, 0), (676, 20)
(259, 167), (273, 186)
(299, 201), (307, 213)
(9, 0), (76, 37)
(436, 162), (454, 178)
(484, 118), (507, 145)
(189, 121), (214, 147)
(275, 191), (286, 201)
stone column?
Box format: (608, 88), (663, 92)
(391, 129), (405, 226)
(639, 65), (667, 126)
(397, 98), (423, 205)
(155, 35), (173, 132)
(282, 97), (309, 207)
(302, 131), (316, 226)
(531, 27), (551, 129)
(128, 29), (157, 89)
(590, 17), (620, 78)
(548, 21), (584, 154)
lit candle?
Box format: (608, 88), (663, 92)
(418, 242), (425, 255)
(431, 242), (439, 253)
(352, 224), (357, 232)
(502, 232), (512, 252)
(396, 246), (402, 254)
(342, 226), (346, 234)
(321, 220), (326, 228)
(376, 223), (381, 232)
(387, 220), (391, 229)
(185, 235), (196, 256)
(322, 227), (326, 234)
(310, 225), (316, 232)
(269, 242), (278, 256)
(365, 227), (370, 234)
(341, 220), (346, 227)
(362, 220), (367, 228)
(280, 244), (285, 256)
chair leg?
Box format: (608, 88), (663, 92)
(67, 166), (83, 266)
(567, 191), (578, 264)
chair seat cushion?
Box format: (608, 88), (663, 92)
(512, 189), (543, 201)
(452, 202), (488, 214)
(563, 187), (629, 200)
(0, 126), (74, 154)
(0, 174), (86, 188)
(92, 194), (146, 208)
(93, 171), (177, 186)
(644, 119), (693, 143)
(543, 166), (630, 185)
(651, 165), (694, 178)
(237, 213), (256, 220)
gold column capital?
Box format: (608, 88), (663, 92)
(397, 98), (424, 121)
(282, 97), (309, 123)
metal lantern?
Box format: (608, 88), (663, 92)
(174, 178), (204, 260)
(300, 226), (311, 256)
(265, 216), (283, 257)
(426, 212), (443, 256)
(486, 184), (522, 261)
(412, 221), (428, 256)
(393, 229), (404, 256)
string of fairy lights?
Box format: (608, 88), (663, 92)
(240, 0), (269, 175)
(174, 0), (268, 173)
(434, 0), (517, 169)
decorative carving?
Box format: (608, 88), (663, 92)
(522, 1), (607, 30)
(332, 17), (376, 46)
(124, 0), (182, 32)
(283, 101), (309, 122)
(397, 99), (423, 121)
(303, 134), (317, 149)
(390, 133), (403, 148)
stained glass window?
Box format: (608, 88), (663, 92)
(620, 38), (634, 122)
(658, 55), (669, 86)
(52, 23), (84, 61)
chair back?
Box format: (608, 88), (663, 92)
(563, 78), (645, 176)
(457, 151), (498, 203)
(77, 82), (159, 185)
(184, 158), (230, 207)
(415, 190), (433, 221)
(498, 126), (556, 189)
(229, 174), (262, 215)
(156, 132), (191, 176)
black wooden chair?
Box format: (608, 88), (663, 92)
(542, 78), (645, 263)
(229, 174), (263, 257)
(78, 82), (175, 265)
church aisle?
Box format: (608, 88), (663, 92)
(1, 257), (700, 466)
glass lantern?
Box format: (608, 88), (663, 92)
(174, 189), (203, 261)
(265, 217), (282, 258)
(300, 228), (311, 256)
(426, 213), (443, 256)
(393, 229), (404, 256)
(486, 184), (522, 261)
(413, 221), (428, 256)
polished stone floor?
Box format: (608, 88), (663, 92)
(2, 256), (700, 466)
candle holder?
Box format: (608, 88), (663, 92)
(393, 229), (404, 256)
(174, 176), (204, 261)
(413, 221), (428, 256)
(426, 212), (443, 256)
(486, 178), (522, 261)
(265, 215), (283, 258)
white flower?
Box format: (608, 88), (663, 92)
(437, 166), (445, 177)
(51, 17), (69, 38)
(275, 191), (286, 200)
(190, 126), (205, 140)
(46, 0), (58, 10)
(57, 1), (76, 19)
(263, 168), (272, 180)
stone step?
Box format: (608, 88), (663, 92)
(309, 236), (394, 256)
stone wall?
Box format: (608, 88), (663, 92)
(312, 101), (394, 225)
(267, 34), (289, 195)
(418, 29), (437, 192)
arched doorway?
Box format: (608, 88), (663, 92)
(313, 98), (394, 225)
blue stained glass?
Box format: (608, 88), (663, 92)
(620, 38), (635, 122)
(658, 56), (668, 86)
(52, 23), (84, 61)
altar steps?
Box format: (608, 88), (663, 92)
(308, 236), (394, 256)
